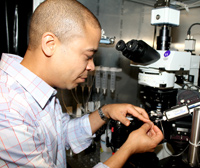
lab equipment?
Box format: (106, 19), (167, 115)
(95, 66), (101, 93)
(151, 0), (180, 51)
(152, 100), (200, 123)
(87, 71), (94, 93)
(110, 68), (116, 93)
(163, 105), (190, 122)
(106, 117), (142, 153)
(185, 23), (200, 53)
(188, 108), (200, 167)
(115, 0), (200, 167)
(109, 67), (122, 93)
(151, 6), (180, 26)
(80, 79), (86, 93)
(100, 29), (115, 45)
(101, 67), (109, 95)
(116, 39), (160, 65)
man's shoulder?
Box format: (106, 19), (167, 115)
(0, 72), (36, 118)
(0, 71), (27, 99)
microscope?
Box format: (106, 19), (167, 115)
(114, 0), (200, 167)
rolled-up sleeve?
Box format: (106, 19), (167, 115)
(62, 114), (109, 168)
(93, 162), (110, 168)
(62, 114), (95, 153)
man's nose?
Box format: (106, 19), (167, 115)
(86, 59), (95, 71)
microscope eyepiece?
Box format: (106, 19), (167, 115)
(116, 39), (160, 65)
(116, 40), (126, 51)
(126, 39), (138, 51)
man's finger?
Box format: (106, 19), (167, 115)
(134, 106), (149, 119)
(152, 125), (164, 141)
(140, 122), (153, 133)
(119, 116), (130, 126)
(128, 108), (150, 123)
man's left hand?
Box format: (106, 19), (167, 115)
(101, 104), (150, 126)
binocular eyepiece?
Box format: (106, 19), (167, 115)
(116, 39), (160, 65)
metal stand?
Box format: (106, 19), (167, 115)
(188, 108), (200, 167)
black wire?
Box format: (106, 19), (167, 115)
(182, 79), (200, 90)
(187, 23), (200, 35)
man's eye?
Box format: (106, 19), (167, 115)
(86, 55), (93, 60)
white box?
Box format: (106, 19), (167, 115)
(151, 7), (180, 26)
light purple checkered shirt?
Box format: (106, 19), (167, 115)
(0, 53), (108, 168)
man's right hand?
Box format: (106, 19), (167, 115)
(124, 122), (164, 154)
(103, 122), (163, 168)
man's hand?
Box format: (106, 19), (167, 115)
(103, 122), (163, 168)
(102, 104), (150, 126)
(124, 122), (164, 154)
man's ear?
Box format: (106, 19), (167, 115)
(41, 32), (57, 57)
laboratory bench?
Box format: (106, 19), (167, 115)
(66, 141), (195, 168)
(67, 141), (101, 168)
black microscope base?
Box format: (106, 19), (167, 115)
(123, 152), (195, 168)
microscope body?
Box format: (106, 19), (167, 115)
(114, 0), (200, 167)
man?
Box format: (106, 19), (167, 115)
(0, 0), (163, 167)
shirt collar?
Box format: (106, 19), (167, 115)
(0, 53), (57, 109)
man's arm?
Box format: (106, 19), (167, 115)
(89, 108), (106, 134)
(89, 103), (150, 134)
(89, 104), (163, 168)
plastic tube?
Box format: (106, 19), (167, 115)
(110, 68), (122, 93)
(95, 66), (101, 93)
(101, 67), (109, 95)
(87, 71), (93, 92)
(110, 68), (117, 93)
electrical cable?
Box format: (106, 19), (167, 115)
(71, 75), (95, 114)
(159, 120), (189, 157)
(85, 76), (95, 105)
(75, 87), (80, 104)
(80, 82), (86, 108)
(187, 23), (200, 36)
(71, 88), (85, 113)
(181, 80), (200, 90)
(71, 88), (80, 104)
(84, 72), (95, 113)
(61, 89), (68, 112)
(61, 89), (76, 118)
(189, 140), (200, 147)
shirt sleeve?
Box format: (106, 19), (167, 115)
(93, 162), (110, 168)
(62, 113), (95, 154)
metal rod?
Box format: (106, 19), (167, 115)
(188, 108), (200, 167)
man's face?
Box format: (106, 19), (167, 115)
(52, 25), (101, 89)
